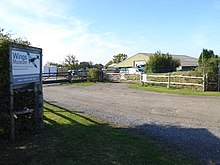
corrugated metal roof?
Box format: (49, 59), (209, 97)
(171, 55), (198, 67)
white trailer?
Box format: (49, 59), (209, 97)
(43, 65), (57, 76)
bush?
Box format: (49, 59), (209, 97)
(87, 68), (102, 82)
(146, 51), (180, 73)
(205, 58), (220, 91)
(198, 49), (220, 91)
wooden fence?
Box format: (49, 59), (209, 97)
(42, 71), (87, 83)
(106, 73), (140, 82)
(140, 73), (206, 91)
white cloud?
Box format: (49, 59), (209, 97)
(0, 0), (131, 65)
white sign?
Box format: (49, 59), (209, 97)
(11, 49), (41, 85)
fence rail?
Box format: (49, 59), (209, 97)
(140, 73), (205, 91)
(42, 72), (70, 83)
(42, 72), (87, 83)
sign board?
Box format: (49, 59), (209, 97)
(10, 46), (42, 85)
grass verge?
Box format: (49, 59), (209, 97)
(130, 83), (220, 96)
(69, 81), (97, 86)
(0, 103), (196, 164)
(62, 81), (98, 86)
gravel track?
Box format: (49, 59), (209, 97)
(43, 83), (220, 164)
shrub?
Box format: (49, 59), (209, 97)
(146, 51), (180, 73)
(87, 68), (102, 82)
(198, 49), (220, 91)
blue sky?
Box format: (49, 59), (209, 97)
(1, 0), (220, 65)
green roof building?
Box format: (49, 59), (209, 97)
(115, 53), (198, 71)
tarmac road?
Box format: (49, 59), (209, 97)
(44, 83), (220, 164)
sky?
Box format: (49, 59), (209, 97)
(1, 0), (220, 65)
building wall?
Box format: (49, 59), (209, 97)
(115, 53), (150, 68)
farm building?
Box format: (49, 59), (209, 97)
(115, 53), (199, 72)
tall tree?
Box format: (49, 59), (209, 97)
(112, 53), (128, 63)
(105, 53), (128, 67)
(64, 54), (79, 69)
(198, 49), (218, 66)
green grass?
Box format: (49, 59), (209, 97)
(0, 103), (196, 165)
(63, 81), (98, 86)
(70, 81), (97, 86)
(130, 83), (220, 96)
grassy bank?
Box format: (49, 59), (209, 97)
(0, 103), (195, 164)
(130, 83), (220, 96)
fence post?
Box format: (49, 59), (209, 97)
(68, 71), (73, 83)
(203, 73), (208, 92)
(167, 73), (171, 89)
(202, 74), (205, 92)
(218, 75), (220, 92)
(140, 73), (144, 86)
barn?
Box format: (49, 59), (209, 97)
(115, 53), (198, 72)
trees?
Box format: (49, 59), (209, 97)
(198, 49), (219, 90)
(198, 49), (219, 74)
(146, 51), (180, 73)
(198, 49), (218, 66)
(105, 53), (128, 67)
(64, 54), (79, 69)
(112, 53), (128, 63)
(78, 61), (93, 69)
(0, 28), (33, 138)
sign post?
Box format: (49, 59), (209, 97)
(8, 45), (43, 141)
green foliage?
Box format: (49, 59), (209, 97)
(105, 60), (113, 67)
(93, 63), (104, 69)
(78, 61), (93, 69)
(198, 48), (218, 66)
(0, 28), (31, 113)
(146, 51), (180, 73)
(113, 53), (128, 63)
(105, 53), (128, 67)
(206, 57), (220, 91)
(0, 28), (33, 137)
(64, 54), (79, 69)
(198, 49), (219, 91)
(87, 68), (102, 82)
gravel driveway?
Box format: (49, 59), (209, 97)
(43, 83), (220, 164)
